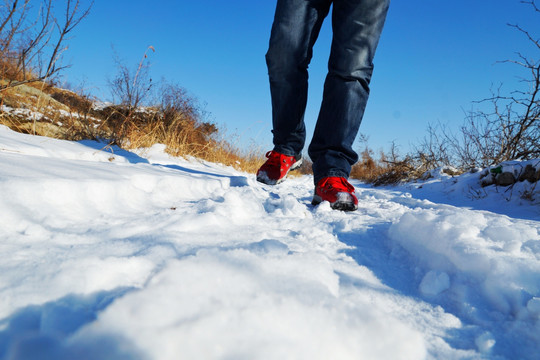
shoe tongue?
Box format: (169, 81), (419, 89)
(338, 178), (354, 191)
(267, 151), (282, 163)
(331, 177), (345, 187)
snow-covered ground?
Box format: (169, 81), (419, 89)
(0, 124), (539, 360)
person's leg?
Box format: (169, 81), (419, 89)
(266, 0), (332, 157)
(308, 0), (390, 184)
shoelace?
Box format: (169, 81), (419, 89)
(318, 177), (355, 193)
(264, 151), (289, 168)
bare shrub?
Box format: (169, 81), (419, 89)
(0, 0), (92, 91)
(295, 156), (313, 176)
(350, 146), (385, 182)
(414, 1), (539, 171)
(155, 81), (218, 157)
(109, 46), (155, 110)
(348, 139), (412, 184)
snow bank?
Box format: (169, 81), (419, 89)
(402, 164), (540, 220)
(0, 126), (433, 360)
(388, 207), (540, 357)
(1, 125), (539, 359)
(72, 252), (426, 360)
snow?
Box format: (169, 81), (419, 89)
(0, 124), (539, 359)
(419, 270), (450, 296)
(0, 105), (46, 121)
(91, 100), (113, 111)
(1, 104), (102, 127)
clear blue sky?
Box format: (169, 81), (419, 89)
(60, 0), (539, 155)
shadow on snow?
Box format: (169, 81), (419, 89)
(0, 288), (141, 360)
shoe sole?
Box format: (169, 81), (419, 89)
(256, 158), (303, 185)
(312, 194), (358, 212)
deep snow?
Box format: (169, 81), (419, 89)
(0, 125), (539, 360)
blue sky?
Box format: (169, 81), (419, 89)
(60, 0), (539, 155)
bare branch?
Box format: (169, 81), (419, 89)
(109, 46), (155, 110)
(520, 0), (540, 13)
(508, 23), (540, 51)
(0, 0), (19, 35)
(0, 0), (93, 92)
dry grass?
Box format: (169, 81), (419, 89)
(350, 148), (388, 183)
(0, 56), (36, 84)
(0, 80), (447, 184)
(3, 67), (415, 181)
(0, 79), (268, 174)
(117, 111), (266, 173)
(0, 79), (108, 140)
(349, 145), (431, 185)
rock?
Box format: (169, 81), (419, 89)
(495, 172), (516, 187)
(519, 165), (537, 183)
(481, 174), (495, 187)
(421, 171), (432, 180)
(442, 167), (459, 176)
(479, 168), (491, 179)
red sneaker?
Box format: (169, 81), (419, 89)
(256, 151), (302, 185)
(312, 177), (358, 211)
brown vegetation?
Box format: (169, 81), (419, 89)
(0, 0), (92, 92)
(348, 143), (430, 185)
(0, 0), (265, 174)
(0, 76), (265, 172)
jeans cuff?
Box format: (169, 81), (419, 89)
(273, 146), (300, 158)
(314, 170), (349, 185)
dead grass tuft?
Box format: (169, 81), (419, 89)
(0, 79), (268, 174)
(349, 143), (433, 186)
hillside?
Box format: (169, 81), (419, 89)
(0, 81), (263, 174)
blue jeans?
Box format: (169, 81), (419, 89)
(266, 0), (390, 184)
